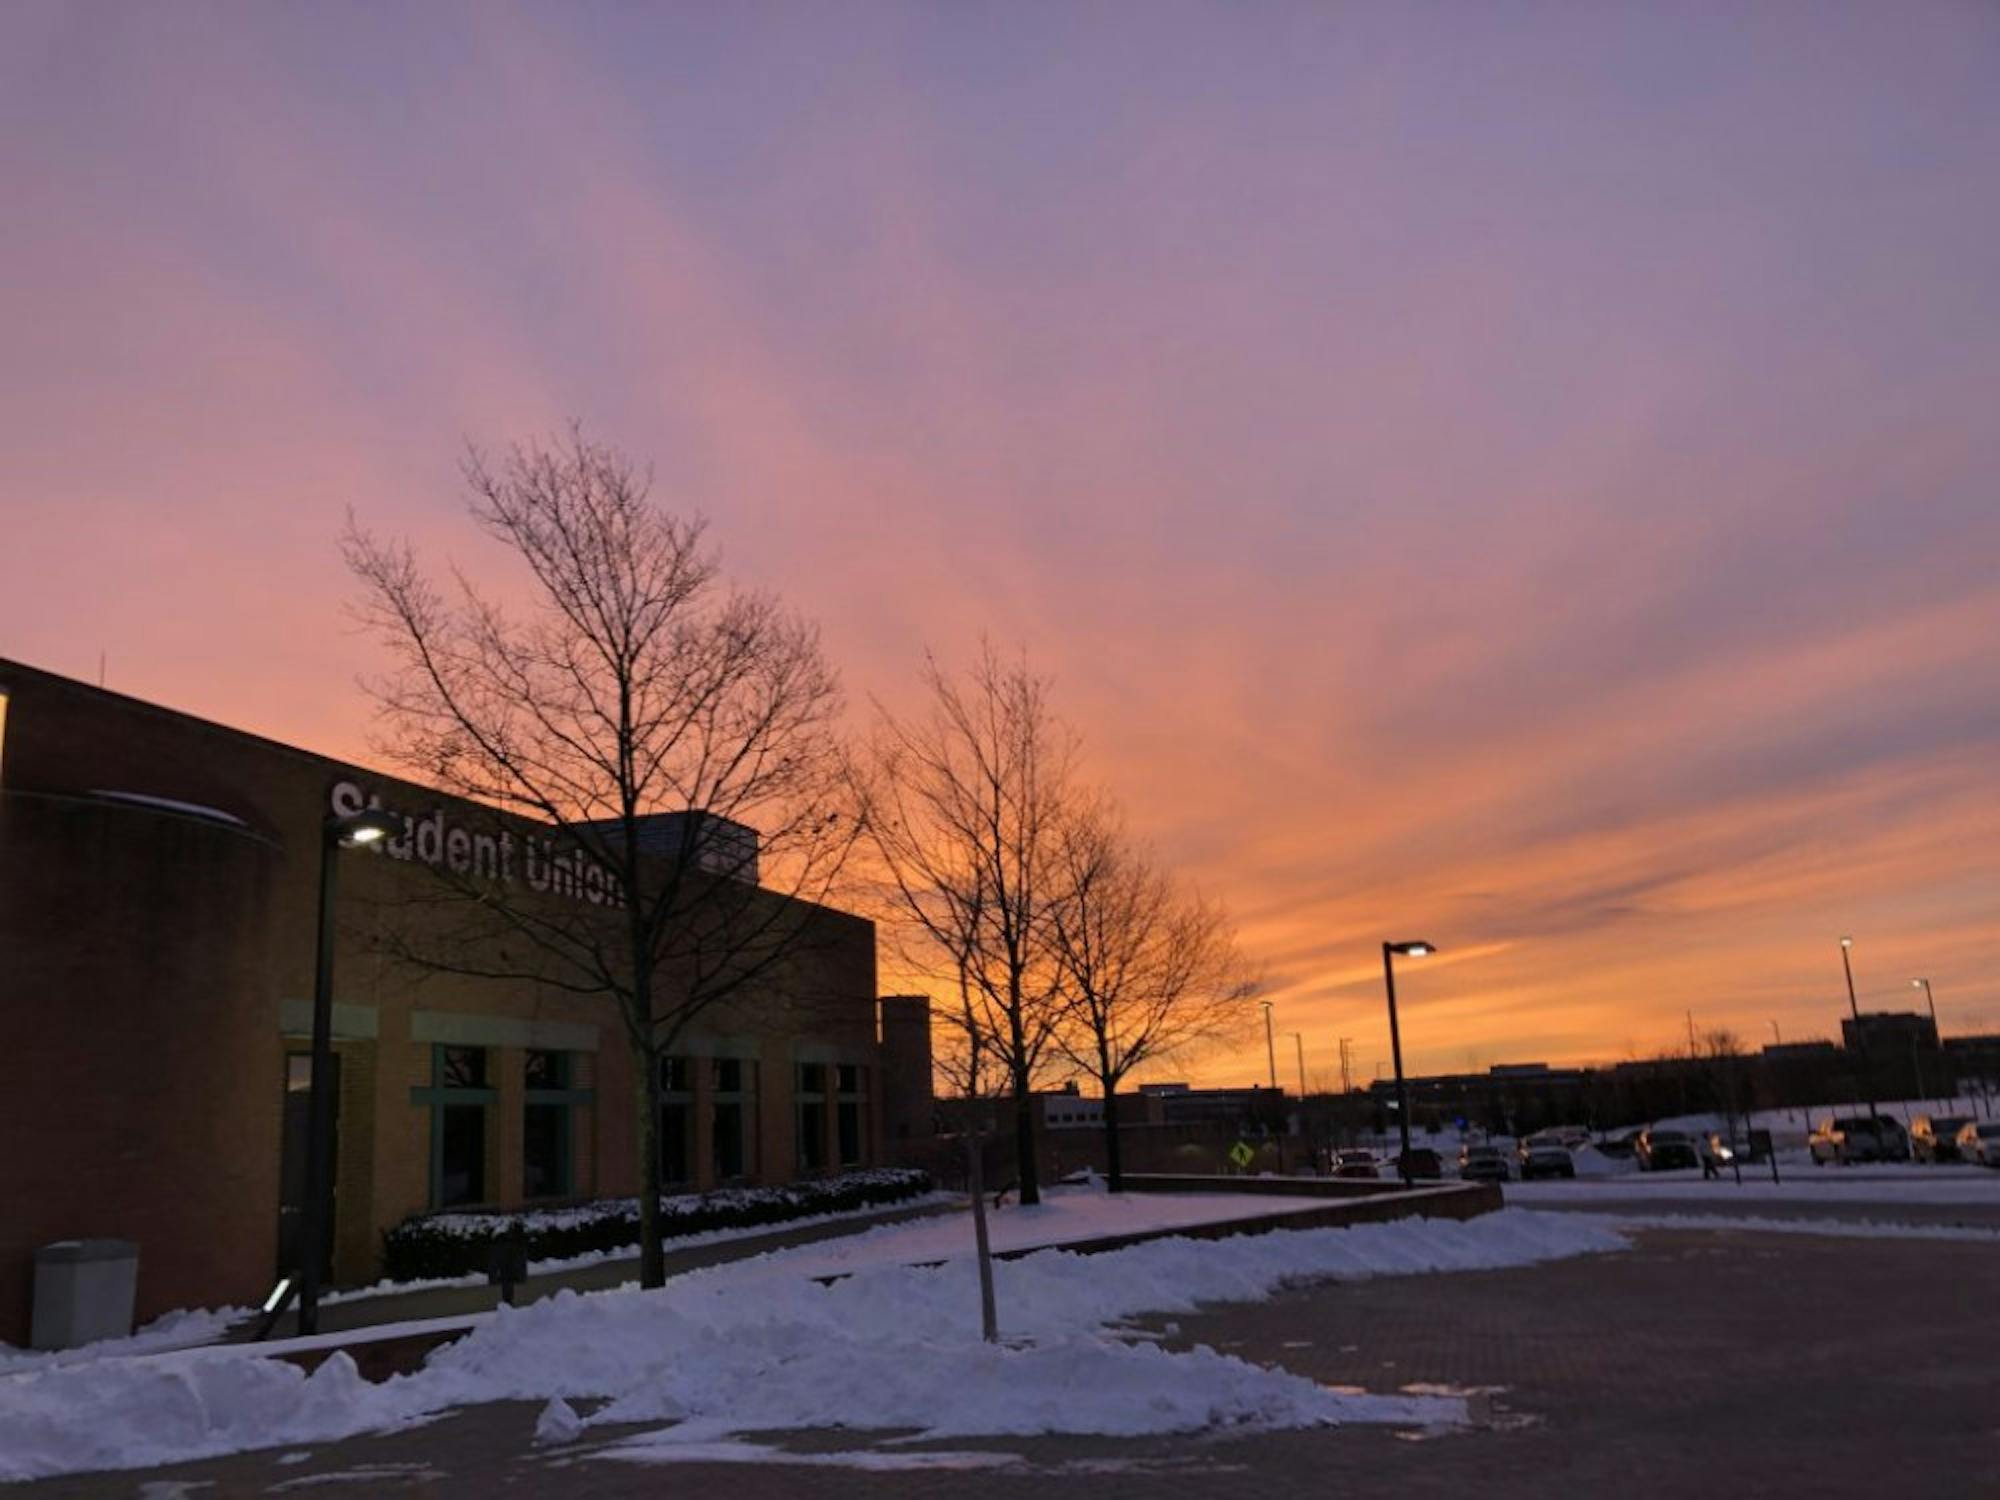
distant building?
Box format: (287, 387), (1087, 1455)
(1136, 1083), (1287, 1131)
(1761, 1040), (1839, 1060)
(1039, 1084), (1104, 1130)
(1841, 1011), (1940, 1054)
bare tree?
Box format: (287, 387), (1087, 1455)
(933, 917), (1006, 1342)
(859, 643), (1077, 1207)
(343, 428), (854, 1287)
(1050, 802), (1256, 1191)
(1700, 1028), (1748, 1148)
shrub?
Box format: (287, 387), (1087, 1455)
(379, 1167), (935, 1282)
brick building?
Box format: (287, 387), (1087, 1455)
(0, 659), (929, 1345)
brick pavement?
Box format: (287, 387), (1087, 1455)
(20, 1225), (2000, 1499)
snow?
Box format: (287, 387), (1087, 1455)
(409, 1169), (934, 1241)
(0, 1307), (247, 1377)
(1569, 1145), (1634, 1178)
(0, 1208), (1624, 1483)
(329, 1191), (961, 1305)
(1578, 1212), (2000, 1244)
(87, 790), (248, 827)
(1508, 1165), (2000, 1208)
(715, 1188), (1351, 1279)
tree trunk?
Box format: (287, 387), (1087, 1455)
(1008, 994), (1039, 1205)
(1102, 1084), (1124, 1193)
(635, 1036), (665, 1289)
(1010, 1066), (1039, 1206)
(966, 1127), (998, 1343)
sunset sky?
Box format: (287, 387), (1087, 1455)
(5, 4), (1997, 1087)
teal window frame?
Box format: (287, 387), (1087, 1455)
(410, 1045), (498, 1210)
(710, 1057), (758, 1182)
(524, 1049), (594, 1201)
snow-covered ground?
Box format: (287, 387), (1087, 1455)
(1566, 1211), (2000, 1244)
(328, 1190), (962, 1305)
(705, 1188), (1349, 1282)
(0, 1204), (1624, 1483)
(1508, 1164), (2000, 1208)
(0, 1307), (246, 1379)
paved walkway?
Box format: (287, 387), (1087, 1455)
(25, 1220), (1999, 1498)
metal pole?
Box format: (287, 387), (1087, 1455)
(1841, 939), (1878, 1120)
(1293, 1032), (1307, 1099)
(1262, 1000), (1277, 1091)
(1383, 943), (1414, 1185)
(298, 826), (340, 1336)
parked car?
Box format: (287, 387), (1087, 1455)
(1518, 1138), (1576, 1179)
(1954, 1121), (2000, 1167)
(1333, 1149), (1381, 1180)
(1911, 1115), (1975, 1163)
(1459, 1144), (1512, 1182)
(1398, 1147), (1445, 1180)
(1809, 1115), (1911, 1165)
(1635, 1128), (1700, 1172)
(1594, 1129), (1642, 1160)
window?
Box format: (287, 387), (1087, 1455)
(836, 1063), (867, 1167)
(524, 1050), (590, 1200)
(712, 1057), (758, 1181)
(417, 1045), (494, 1209)
(797, 1062), (827, 1171)
(659, 1056), (693, 1186)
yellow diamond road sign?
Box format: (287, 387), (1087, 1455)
(1228, 1140), (1255, 1169)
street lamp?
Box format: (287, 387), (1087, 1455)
(297, 803), (402, 1334)
(1260, 999), (1277, 1091)
(1911, 978), (1937, 1029)
(1381, 940), (1436, 1185)
(1839, 936), (1879, 1121)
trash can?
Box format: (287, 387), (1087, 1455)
(31, 1240), (139, 1351)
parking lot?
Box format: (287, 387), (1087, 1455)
(25, 1211), (1998, 1499)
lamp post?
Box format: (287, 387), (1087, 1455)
(1292, 1032), (1307, 1099)
(1260, 1000), (1278, 1091)
(1839, 936), (1878, 1121)
(298, 803), (401, 1335)
(1911, 978), (1937, 1030)
(1381, 940), (1436, 1184)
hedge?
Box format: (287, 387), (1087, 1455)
(379, 1167), (936, 1282)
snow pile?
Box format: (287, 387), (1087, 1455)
(0, 1210), (1624, 1482)
(0, 1352), (411, 1481)
(0, 1306), (247, 1378)
(1570, 1145), (1635, 1178)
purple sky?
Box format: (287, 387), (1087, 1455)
(4, 3), (1998, 1084)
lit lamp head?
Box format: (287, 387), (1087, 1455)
(1387, 941), (1437, 958)
(1840, 936), (1853, 949)
(329, 807), (402, 848)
